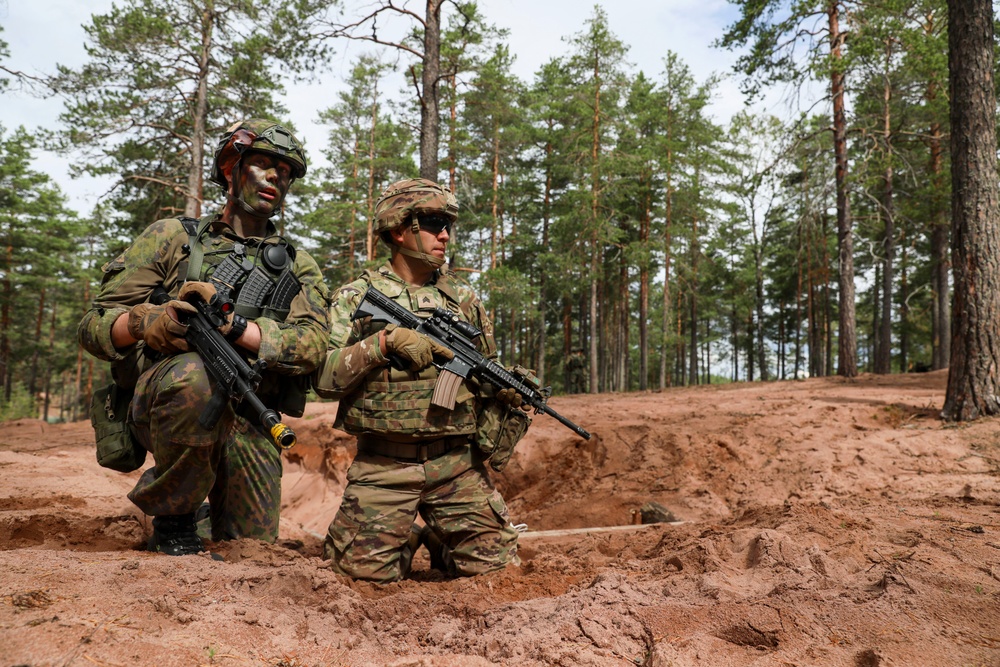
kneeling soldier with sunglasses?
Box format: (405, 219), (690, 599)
(313, 178), (528, 583)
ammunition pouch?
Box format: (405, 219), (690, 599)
(475, 402), (531, 473)
(90, 382), (147, 473)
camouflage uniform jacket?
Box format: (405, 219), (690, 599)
(314, 261), (497, 442)
(78, 216), (331, 407)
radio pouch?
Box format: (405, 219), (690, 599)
(475, 401), (531, 473)
(90, 382), (147, 473)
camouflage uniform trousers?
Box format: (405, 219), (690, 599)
(324, 442), (518, 583)
(127, 351), (282, 541)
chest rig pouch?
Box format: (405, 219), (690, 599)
(178, 217), (309, 419)
(180, 217), (301, 322)
(341, 272), (479, 441)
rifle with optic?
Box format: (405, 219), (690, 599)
(352, 285), (591, 440)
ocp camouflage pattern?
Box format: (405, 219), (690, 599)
(373, 179), (459, 234)
(313, 260), (495, 440)
(315, 261), (518, 581)
(324, 442), (518, 582)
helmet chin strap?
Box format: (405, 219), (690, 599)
(395, 215), (445, 269)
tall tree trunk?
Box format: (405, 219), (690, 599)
(619, 253), (629, 390)
(871, 264), (881, 369)
(448, 73), (458, 193)
(689, 225), (699, 385)
(807, 223), (819, 378)
(367, 76), (379, 261)
(795, 217), (804, 378)
(659, 151), (674, 390)
(537, 151), (553, 387)
(28, 287), (45, 401)
(186, 0), (213, 217)
(349, 139), (359, 272)
(419, 0), (442, 180)
(899, 238), (910, 372)
(929, 117), (950, 370)
(925, 11), (951, 371)
(639, 184), (650, 390)
(829, 3), (857, 377)
(1, 240), (11, 402)
(943, 0), (1000, 420)
(778, 302), (786, 379)
(562, 298), (572, 390)
(875, 44), (895, 375)
(43, 298), (57, 421)
(490, 126), (500, 269)
(823, 210), (834, 376)
(588, 52), (602, 395)
(754, 251), (767, 381)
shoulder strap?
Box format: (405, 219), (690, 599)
(179, 216), (214, 282)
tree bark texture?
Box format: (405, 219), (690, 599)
(419, 0), (441, 180)
(186, 1), (213, 218)
(943, 0), (1000, 420)
(829, 3), (857, 377)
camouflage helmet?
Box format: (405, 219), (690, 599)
(373, 178), (458, 235)
(209, 119), (307, 189)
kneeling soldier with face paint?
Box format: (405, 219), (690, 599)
(313, 178), (530, 583)
(78, 119), (330, 557)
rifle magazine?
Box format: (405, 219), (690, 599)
(431, 369), (463, 411)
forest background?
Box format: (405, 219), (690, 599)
(0, 0), (985, 423)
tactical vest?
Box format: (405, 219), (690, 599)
(339, 268), (481, 441)
(178, 216), (308, 418)
(178, 217), (301, 322)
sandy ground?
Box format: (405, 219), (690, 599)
(2, 370), (1000, 667)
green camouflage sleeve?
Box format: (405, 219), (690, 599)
(312, 281), (388, 399)
(77, 218), (190, 362)
(255, 248), (331, 375)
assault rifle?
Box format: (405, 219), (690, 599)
(151, 287), (296, 450)
(352, 285), (591, 440)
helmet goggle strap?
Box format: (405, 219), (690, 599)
(394, 214), (445, 269)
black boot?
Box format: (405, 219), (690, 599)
(148, 513), (208, 556)
(420, 526), (453, 574)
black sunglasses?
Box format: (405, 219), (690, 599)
(418, 215), (453, 235)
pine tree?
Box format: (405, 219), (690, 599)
(51, 0), (328, 230)
(942, 0), (1000, 420)
(720, 0), (859, 377)
(0, 126), (82, 416)
(562, 6), (629, 393)
(305, 55), (417, 288)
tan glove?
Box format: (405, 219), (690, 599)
(127, 301), (197, 354)
(496, 387), (524, 409)
(178, 281), (233, 335)
(384, 326), (454, 371)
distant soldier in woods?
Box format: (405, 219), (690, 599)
(566, 349), (587, 394)
(78, 119), (330, 557)
(313, 178), (530, 583)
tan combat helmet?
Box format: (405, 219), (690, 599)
(373, 178), (458, 268)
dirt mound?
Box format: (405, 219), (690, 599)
(2, 371), (999, 666)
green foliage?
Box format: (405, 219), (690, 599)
(51, 0), (332, 232)
(4, 0), (966, 398)
(0, 125), (84, 413)
(0, 383), (38, 422)
(303, 54), (417, 288)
